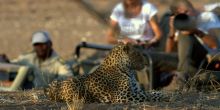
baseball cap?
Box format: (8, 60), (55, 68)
(32, 31), (51, 45)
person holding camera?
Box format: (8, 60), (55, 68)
(165, 0), (218, 89)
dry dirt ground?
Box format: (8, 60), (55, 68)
(1, 0), (220, 110)
(0, 90), (220, 110)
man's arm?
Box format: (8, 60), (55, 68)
(165, 16), (176, 53)
(56, 59), (73, 80)
(194, 29), (217, 49)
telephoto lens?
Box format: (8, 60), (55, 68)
(173, 14), (196, 31)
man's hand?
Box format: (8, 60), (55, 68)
(118, 37), (138, 44)
(140, 38), (159, 48)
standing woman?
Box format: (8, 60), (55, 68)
(106, 0), (161, 48)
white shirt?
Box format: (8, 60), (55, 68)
(110, 2), (158, 41)
(197, 11), (220, 33)
(13, 51), (73, 88)
(204, 2), (220, 11)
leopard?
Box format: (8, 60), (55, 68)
(45, 43), (168, 103)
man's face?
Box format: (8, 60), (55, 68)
(33, 43), (51, 58)
(124, 0), (141, 6)
(176, 3), (190, 15)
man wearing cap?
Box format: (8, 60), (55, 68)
(10, 31), (73, 88)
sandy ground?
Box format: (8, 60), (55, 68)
(0, 90), (220, 110)
(0, 0), (108, 60)
(0, 0), (217, 60)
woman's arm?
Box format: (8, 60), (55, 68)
(148, 15), (162, 43)
(106, 19), (138, 45)
(106, 20), (119, 44)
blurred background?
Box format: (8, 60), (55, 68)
(0, 0), (218, 59)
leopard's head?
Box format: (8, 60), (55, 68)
(103, 43), (146, 70)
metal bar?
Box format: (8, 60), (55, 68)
(0, 63), (20, 72)
(142, 51), (154, 90)
(0, 66), (30, 91)
(9, 66), (29, 91)
(74, 42), (113, 58)
(74, 42), (113, 74)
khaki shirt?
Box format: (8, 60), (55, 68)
(13, 51), (73, 88)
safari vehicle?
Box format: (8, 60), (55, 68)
(0, 42), (155, 91)
(1, 41), (220, 91)
(0, 42), (181, 91)
(70, 41), (220, 91)
(70, 41), (156, 90)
